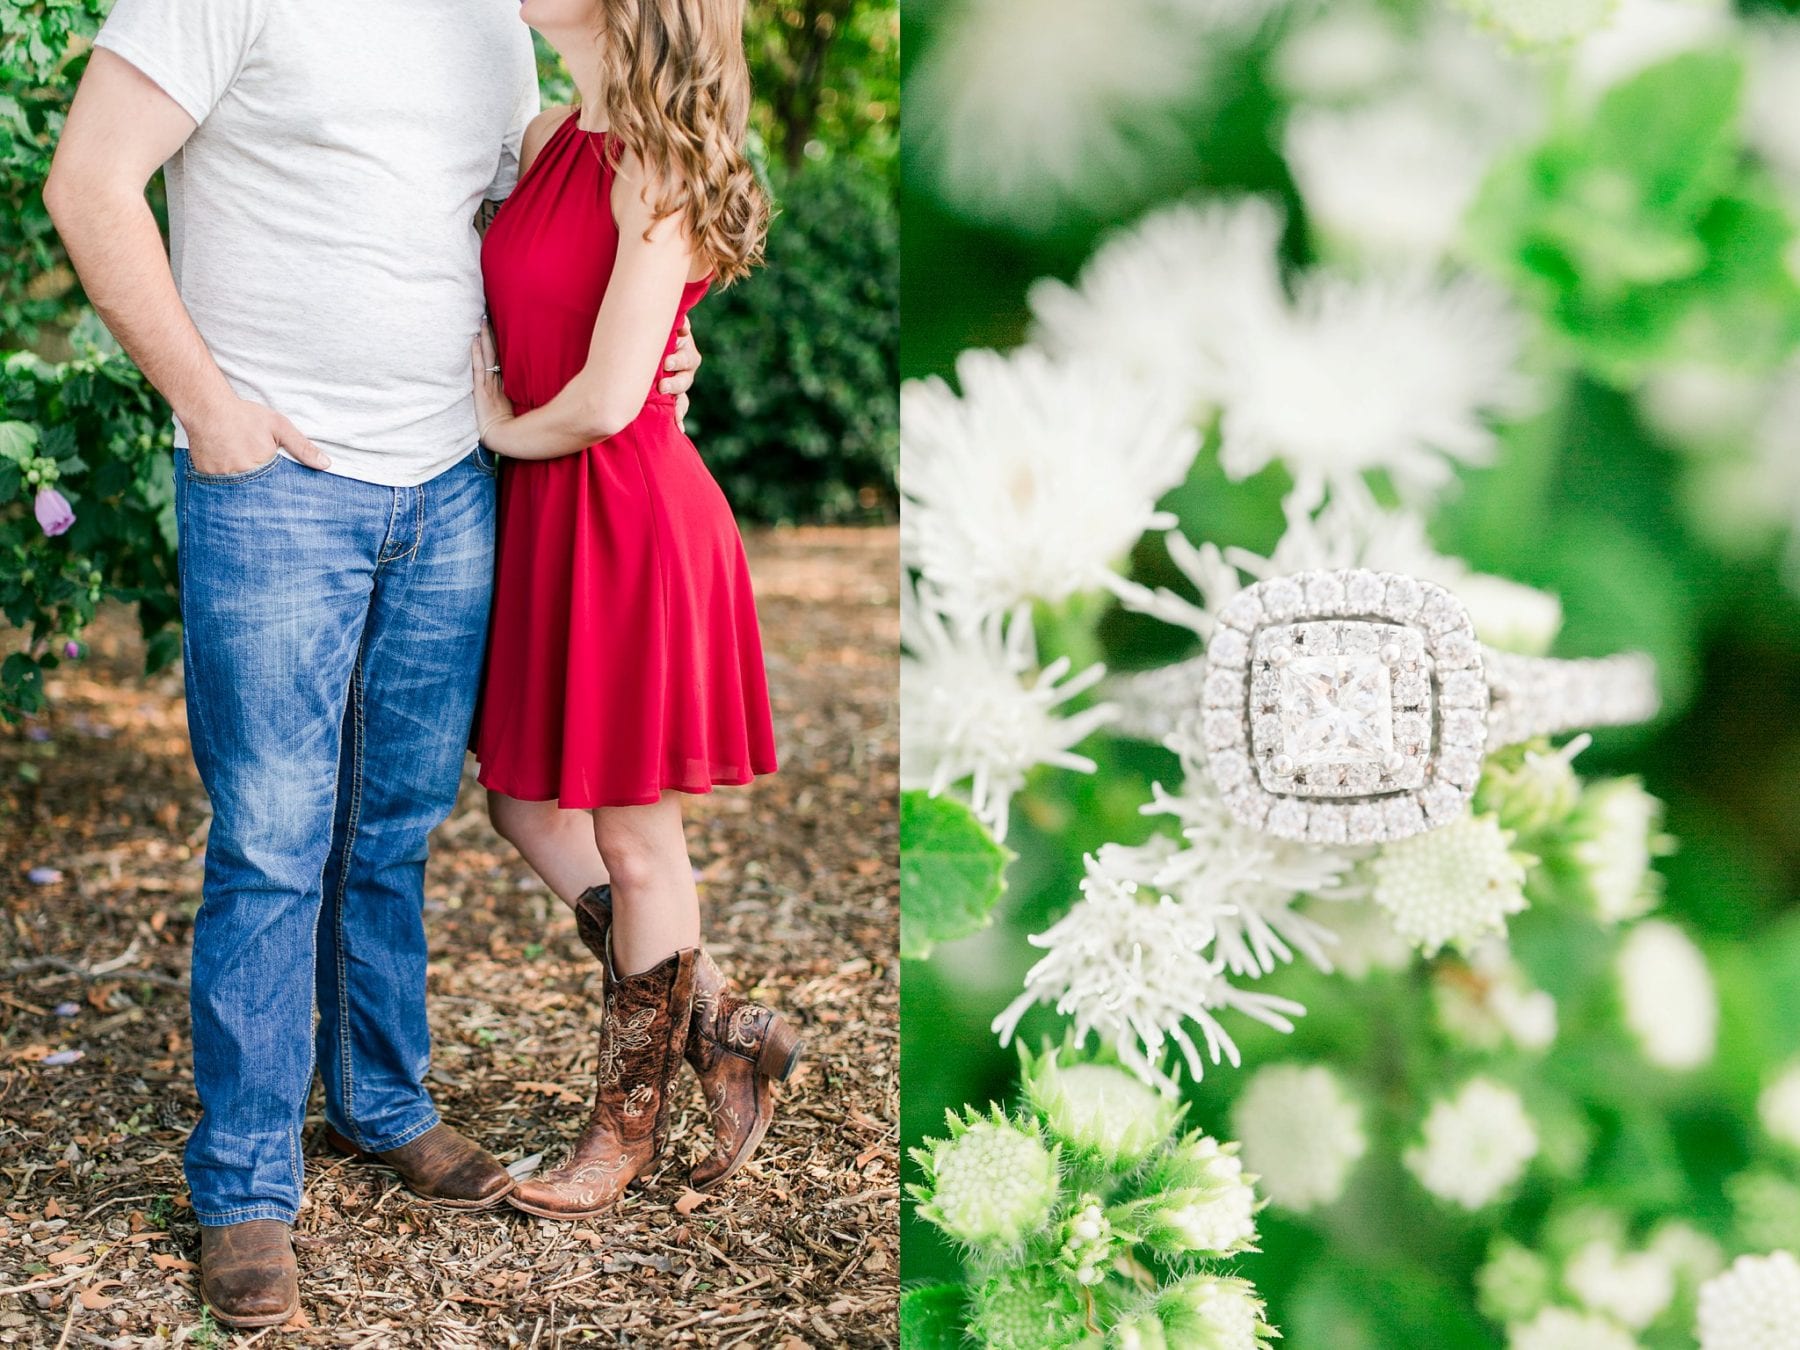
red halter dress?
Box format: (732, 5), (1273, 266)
(470, 114), (779, 806)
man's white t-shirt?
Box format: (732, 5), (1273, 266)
(94, 0), (540, 487)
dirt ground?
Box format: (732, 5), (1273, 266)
(0, 525), (899, 1348)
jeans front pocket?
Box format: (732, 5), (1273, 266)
(183, 448), (283, 485)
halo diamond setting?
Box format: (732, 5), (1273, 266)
(1203, 569), (1493, 844)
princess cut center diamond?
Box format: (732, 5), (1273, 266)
(1280, 654), (1394, 767)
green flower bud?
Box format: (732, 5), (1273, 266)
(1022, 1043), (1184, 1170)
(1112, 1133), (1259, 1260)
(967, 1266), (1089, 1350)
(1112, 1273), (1277, 1350)
(1055, 1194), (1121, 1288)
(26, 469), (40, 486)
(907, 1105), (1060, 1255)
(1475, 740), (1580, 840)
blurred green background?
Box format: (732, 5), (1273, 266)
(900, 0), (1800, 1345)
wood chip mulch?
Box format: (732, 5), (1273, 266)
(0, 525), (899, 1348)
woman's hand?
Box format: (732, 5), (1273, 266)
(471, 320), (514, 448)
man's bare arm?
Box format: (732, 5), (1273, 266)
(44, 49), (328, 474)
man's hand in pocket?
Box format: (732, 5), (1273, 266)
(186, 397), (331, 475)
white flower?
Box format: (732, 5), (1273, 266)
(1285, 94), (1496, 262)
(1273, 3), (1411, 101)
(901, 347), (1201, 620)
(1648, 1221), (1725, 1288)
(1760, 1063), (1800, 1151)
(1434, 940), (1558, 1053)
(1230, 1063), (1368, 1211)
(1697, 1250), (1800, 1350)
(1456, 0), (1619, 49)
(1371, 813), (1531, 956)
(1572, 0), (1731, 95)
(1748, 23), (1800, 187)
(1616, 919), (1717, 1071)
(1217, 268), (1532, 508)
(1305, 897), (1414, 979)
(1567, 778), (1669, 924)
(1405, 1077), (1538, 1209)
(1637, 363), (1767, 451)
(1136, 767), (1367, 978)
(1508, 1306), (1640, 1350)
(900, 579), (1114, 841)
(1565, 1240), (1675, 1331)
(990, 851), (1305, 1093)
(1027, 197), (1286, 418)
(904, 0), (1206, 233)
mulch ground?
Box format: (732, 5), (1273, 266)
(0, 525), (899, 1348)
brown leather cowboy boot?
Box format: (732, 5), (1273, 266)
(573, 883), (803, 1189)
(506, 936), (697, 1220)
(321, 1122), (515, 1209)
(198, 1219), (299, 1328)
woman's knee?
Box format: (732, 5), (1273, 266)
(487, 789), (554, 847)
(594, 806), (684, 892)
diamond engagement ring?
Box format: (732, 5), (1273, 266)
(1112, 569), (1658, 845)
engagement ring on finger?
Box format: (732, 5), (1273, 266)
(1111, 568), (1658, 844)
(486, 364), (501, 374)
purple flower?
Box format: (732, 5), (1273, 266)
(42, 1050), (83, 1067)
(27, 867), (62, 885)
(34, 487), (74, 537)
(63, 641), (81, 660)
(53, 1002), (80, 1018)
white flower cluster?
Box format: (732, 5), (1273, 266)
(1697, 1250), (1800, 1350)
(904, 0), (1284, 234)
(1616, 918), (1718, 1071)
(1231, 1063), (1369, 1212)
(1404, 1076), (1539, 1209)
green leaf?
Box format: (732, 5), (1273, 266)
(899, 1284), (968, 1349)
(900, 791), (1011, 961)
(0, 419), (37, 464)
(1586, 48), (1743, 225)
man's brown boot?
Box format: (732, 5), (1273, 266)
(322, 1122), (515, 1209)
(198, 1219), (299, 1328)
(506, 936), (697, 1220)
(573, 884), (803, 1189)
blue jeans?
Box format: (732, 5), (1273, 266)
(173, 443), (499, 1225)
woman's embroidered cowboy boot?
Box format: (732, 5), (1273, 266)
(572, 883), (803, 1189)
(506, 935), (697, 1220)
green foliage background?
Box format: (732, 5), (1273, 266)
(0, 0), (897, 720)
(899, 2), (1800, 1347)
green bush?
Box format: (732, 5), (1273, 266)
(694, 160), (899, 523)
(1, 341), (179, 719)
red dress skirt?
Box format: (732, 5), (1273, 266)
(470, 114), (778, 806)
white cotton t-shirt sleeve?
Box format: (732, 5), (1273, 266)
(487, 34), (543, 201)
(92, 0), (269, 127)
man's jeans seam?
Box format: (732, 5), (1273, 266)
(331, 656), (369, 1148)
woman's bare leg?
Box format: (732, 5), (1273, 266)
(592, 792), (701, 975)
(486, 789), (610, 908)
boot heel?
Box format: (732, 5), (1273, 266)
(757, 1016), (804, 1081)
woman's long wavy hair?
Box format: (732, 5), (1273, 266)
(592, 0), (768, 285)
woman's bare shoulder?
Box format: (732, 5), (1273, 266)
(519, 105), (580, 178)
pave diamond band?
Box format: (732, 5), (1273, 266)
(1107, 568), (1659, 844)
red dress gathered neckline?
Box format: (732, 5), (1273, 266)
(468, 112), (779, 807)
